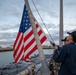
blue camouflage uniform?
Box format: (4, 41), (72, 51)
(53, 43), (76, 75)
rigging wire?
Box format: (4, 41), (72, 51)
(32, 0), (54, 42)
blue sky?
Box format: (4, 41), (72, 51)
(0, 0), (76, 46)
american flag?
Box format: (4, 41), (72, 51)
(13, 4), (47, 63)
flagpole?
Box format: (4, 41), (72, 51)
(24, 0), (50, 75)
(59, 0), (63, 46)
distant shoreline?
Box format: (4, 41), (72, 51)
(0, 47), (13, 52)
(0, 46), (54, 52)
(0, 49), (13, 52)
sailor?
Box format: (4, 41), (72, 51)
(49, 37), (68, 74)
(50, 36), (68, 52)
(53, 31), (76, 75)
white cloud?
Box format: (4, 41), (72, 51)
(0, 28), (18, 33)
(0, 0), (76, 46)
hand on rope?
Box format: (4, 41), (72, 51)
(50, 41), (58, 50)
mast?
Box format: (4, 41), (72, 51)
(59, 0), (63, 46)
(24, 0), (50, 75)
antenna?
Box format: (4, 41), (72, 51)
(59, 0), (63, 46)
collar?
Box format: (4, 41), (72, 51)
(69, 42), (75, 44)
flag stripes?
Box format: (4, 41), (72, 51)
(13, 4), (47, 63)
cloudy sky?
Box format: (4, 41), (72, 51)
(0, 0), (76, 46)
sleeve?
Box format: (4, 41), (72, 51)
(57, 45), (61, 52)
(53, 45), (67, 63)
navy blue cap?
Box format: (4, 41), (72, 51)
(61, 37), (67, 42)
(67, 31), (76, 42)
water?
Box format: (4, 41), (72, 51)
(0, 51), (14, 67)
(0, 49), (54, 67)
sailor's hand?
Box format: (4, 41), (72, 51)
(54, 46), (58, 49)
(50, 41), (56, 47)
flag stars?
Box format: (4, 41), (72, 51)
(25, 12), (26, 14)
(24, 16), (26, 18)
(25, 27), (27, 29)
(19, 5), (32, 32)
(29, 24), (31, 26)
(26, 20), (28, 22)
(26, 23), (28, 25)
(27, 16), (28, 18)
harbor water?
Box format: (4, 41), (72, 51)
(0, 49), (54, 67)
